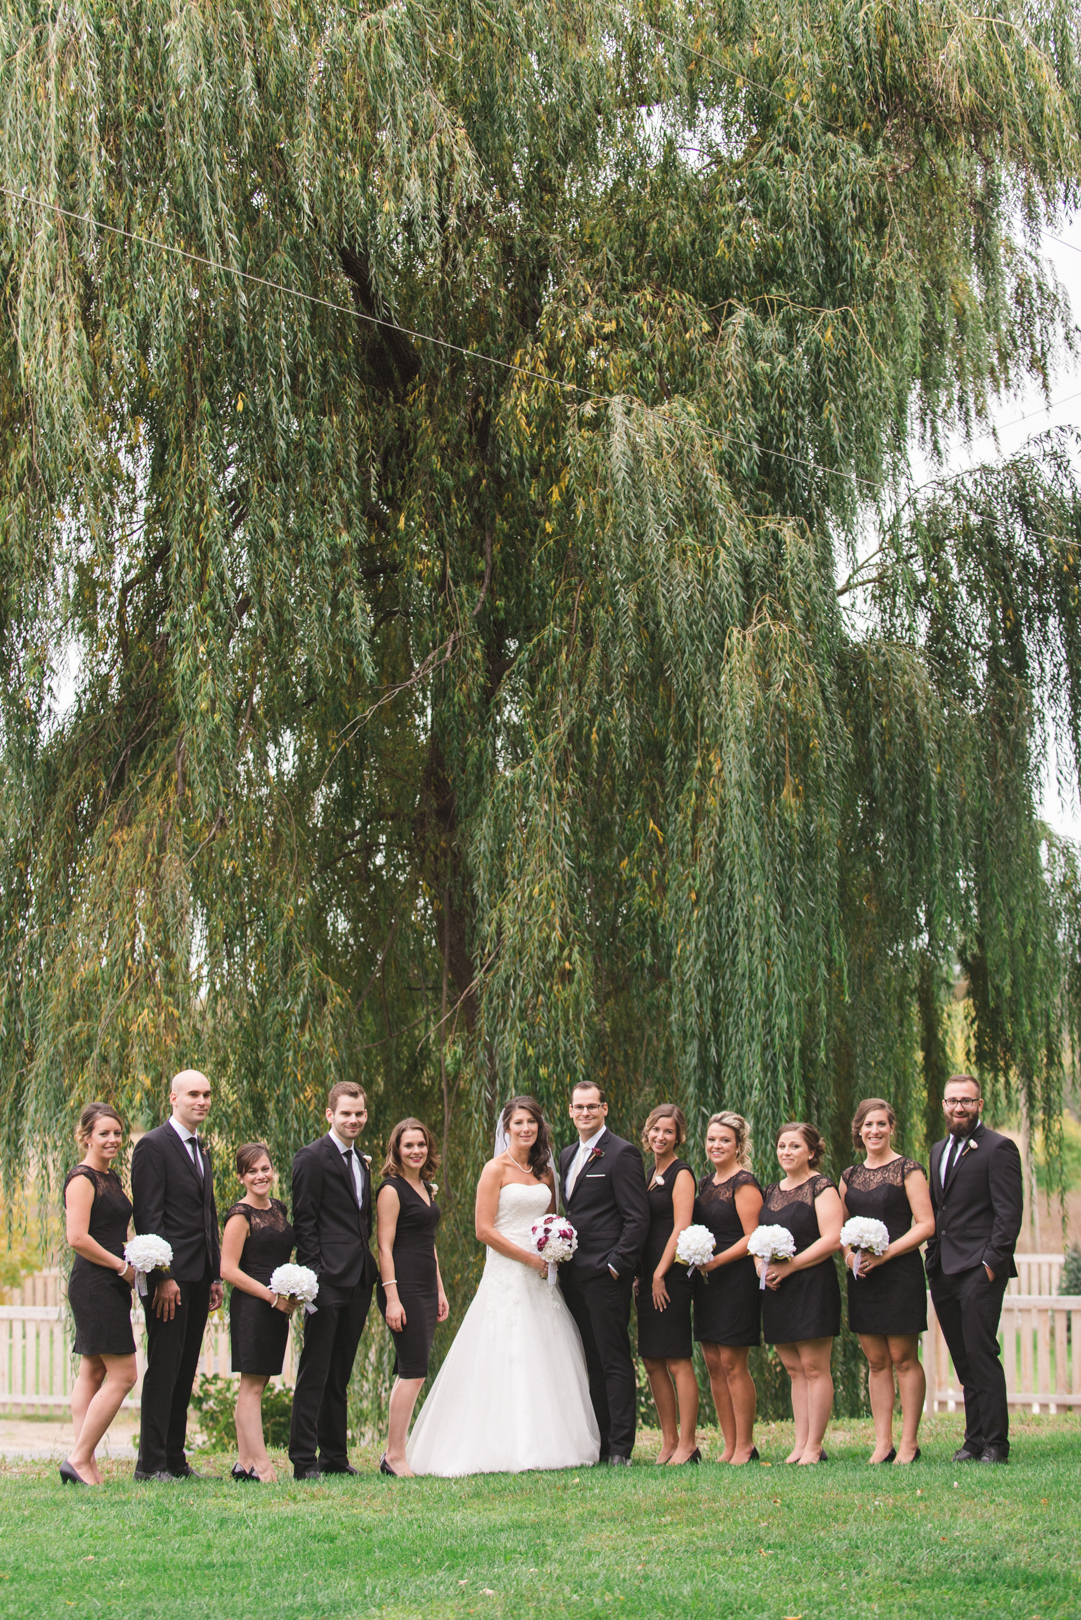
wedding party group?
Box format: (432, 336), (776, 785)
(58, 1067), (1023, 1486)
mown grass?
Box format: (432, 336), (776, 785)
(1, 1415), (1078, 1619)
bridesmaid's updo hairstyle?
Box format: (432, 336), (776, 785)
(851, 1097), (896, 1151)
(641, 1102), (687, 1152)
(381, 1117), (441, 1183)
(775, 1121), (827, 1168)
(236, 1141), (273, 1177)
(705, 1111), (753, 1170)
(500, 1096), (554, 1181)
(75, 1101), (124, 1149)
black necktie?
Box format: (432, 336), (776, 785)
(190, 1134), (204, 1179)
(946, 1134), (964, 1182)
(345, 1147), (361, 1205)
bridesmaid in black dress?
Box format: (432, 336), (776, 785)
(220, 1142), (297, 1482)
(61, 1103), (138, 1485)
(758, 1122), (843, 1465)
(635, 1104), (699, 1465)
(693, 1111), (763, 1464)
(376, 1118), (448, 1476)
(841, 1097), (936, 1465)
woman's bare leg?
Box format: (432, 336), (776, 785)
(234, 1374), (276, 1480)
(701, 1342), (736, 1461)
(384, 1376), (424, 1475)
(719, 1345), (757, 1462)
(775, 1343), (808, 1461)
(795, 1338), (834, 1463)
(643, 1357), (679, 1462)
(68, 1354), (138, 1483)
(889, 1335), (925, 1463)
(665, 1359), (699, 1463)
(858, 1333), (896, 1461)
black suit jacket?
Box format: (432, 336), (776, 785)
(291, 1133), (379, 1296)
(559, 1129), (650, 1280)
(927, 1120), (1023, 1280)
(131, 1121), (221, 1283)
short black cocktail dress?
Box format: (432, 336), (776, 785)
(226, 1199), (296, 1376)
(377, 1177), (441, 1379)
(635, 1159), (696, 1360)
(64, 1166), (137, 1356)
(840, 1157), (928, 1336)
(692, 1170), (762, 1347)
(760, 1175), (842, 1345)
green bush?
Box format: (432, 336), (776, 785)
(188, 1373), (294, 1452)
(1060, 1246), (1081, 1297)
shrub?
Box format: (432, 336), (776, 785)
(189, 1374), (294, 1451)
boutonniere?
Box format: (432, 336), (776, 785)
(961, 1139), (978, 1157)
(361, 1153), (371, 1165)
(587, 1146), (605, 1164)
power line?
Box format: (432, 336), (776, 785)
(1, 183), (1078, 512)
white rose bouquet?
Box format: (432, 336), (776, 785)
(530, 1214), (579, 1286)
(746, 1224), (797, 1291)
(839, 1216), (890, 1278)
(268, 1263), (320, 1314)
(674, 1224), (715, 1277)
(124, 1235), (173, 1298)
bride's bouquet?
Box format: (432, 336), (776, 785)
(268, 1263), (320, 1314)
(124, 1235), (173, 1298)
(839, 1216), (890, 1278)
(674, 1224), (715, 1277)
(746, 1224), (797, 1291)
(530, 1214), (578, 1287)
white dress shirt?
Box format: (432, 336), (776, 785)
(169, 1114), (204, 1178)
(566, 1124), (607, 1199)
(329, 1128), (366, 1207)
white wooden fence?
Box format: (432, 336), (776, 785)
(0, 1270), (295, 1416)
(3, 1259), (1078, 1418)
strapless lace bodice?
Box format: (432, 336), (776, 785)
(491, 1181), (553, 1249)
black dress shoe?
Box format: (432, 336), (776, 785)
(869, 1447), (897, 1464)
(952, 1445), (981, 1462)
(59, 1460), (89, 1486)
(169, 1465), (208, 1480)
(607, 1454), (632, 1466)
(979, 1446), (1009, 1464)
(320, 1463), (359, 1476)
(133, 1469), (173, 1482)
(293, 1465), (322, 1480)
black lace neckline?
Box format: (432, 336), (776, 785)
(699, 1169), (757, 1203)
(766, 1173), (833, 1206)
(842, 1157), (924, 1188)
(225, 1197), (289, 1229)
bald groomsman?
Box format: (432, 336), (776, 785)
(131, 1069), (222, 1480)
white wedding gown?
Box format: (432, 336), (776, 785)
(406, 1181), (601, 1475)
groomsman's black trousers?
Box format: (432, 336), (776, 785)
(288, 1283), (372, 1472)
(137, 1276), (211, 1475)
(560, 1269), (637, 1459)
(929, 1264), (1011, 1454)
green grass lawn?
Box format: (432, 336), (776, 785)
(2, 1416), (1078, 1620)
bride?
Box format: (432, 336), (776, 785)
(406, 1095), (600, 1475)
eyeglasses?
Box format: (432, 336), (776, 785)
(570, 1103), (604, 1113)
(942, 1097), (981, 1109)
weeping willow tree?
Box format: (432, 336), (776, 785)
(3, 0), (1081, 1409)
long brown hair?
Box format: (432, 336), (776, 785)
(380, 1118), (440, 1182)
(500, 1096), (554, 1180)
(641, 1102), (687, 1153)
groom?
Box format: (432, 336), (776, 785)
(559, 1081), (650, 1465)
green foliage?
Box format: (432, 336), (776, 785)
(188, 1372), (294, 1453)
(3, 0), (1081, 1415)
(1060, 1245), (1081, 1296)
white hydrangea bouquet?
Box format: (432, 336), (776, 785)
(746, 1224), (797, 1290)
(268, 1263), (320, 1314)
(675, 1224), (715, 1277)
(839, 1216), (890, 1278)
(530, 1214), (579, 1286)
(124, 1235), (173, 1298)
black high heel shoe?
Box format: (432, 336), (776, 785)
(59, 1460), (89, 1486)
(730, 1446), (761, 1464)
(869, 1447), (897, 1465)
(231, 1463), (255, 1481)
(677, 1447), (702, 1465)
(894, 1446), (922, 1464)
(379, 1454), (399, 1476)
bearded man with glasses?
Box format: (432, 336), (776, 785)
(927, 1075), (1023, 1464)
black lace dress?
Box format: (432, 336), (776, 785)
(64, 1166), (137, 1356)
(692, 1170), (763, 1346)
(636, 1159), (696, 1360)
(760, 1175), (842, 1344)
(840, 1157), (928, 1336)
(376, 1177), (441, 1379)
(225, 1199), (296, 1375)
